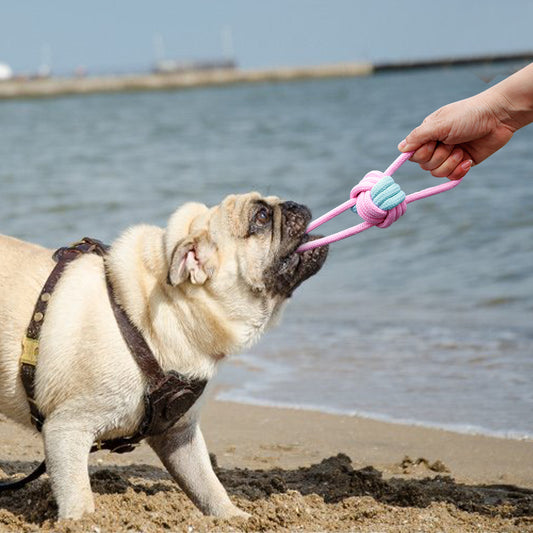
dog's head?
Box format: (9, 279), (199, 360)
(163, 192), (328, 348)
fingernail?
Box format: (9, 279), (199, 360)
(398, 139), (408, 151)
(461, 160), (473, 171)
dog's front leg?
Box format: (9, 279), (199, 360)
(149, 422), (249, 518)
(42, 414), (95, 519)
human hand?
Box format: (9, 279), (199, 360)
(398, 92), (516, 180)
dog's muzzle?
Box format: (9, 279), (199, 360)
(264, 201), (328, 297)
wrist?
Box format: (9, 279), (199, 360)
(487, 63), (533, 132)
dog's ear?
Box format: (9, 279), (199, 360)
(168, 232), (216, 287)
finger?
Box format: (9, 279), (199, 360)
(447, 159), (473, 181)
(409, 141), (437, 164)
(430, 148), (464, 177)
(419, 143), (455, 171)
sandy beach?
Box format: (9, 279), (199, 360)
(0, 399), (531, 532)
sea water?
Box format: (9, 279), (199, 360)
(1, 64), (531, 438)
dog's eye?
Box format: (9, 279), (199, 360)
(254, 206), (272, 227)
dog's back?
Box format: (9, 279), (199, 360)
(0, 235), (54, 423)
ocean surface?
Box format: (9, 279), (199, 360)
(1, 64), (532, 438)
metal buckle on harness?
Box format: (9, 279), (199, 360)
(110, 442), (140, 454)
(20, 337), (39, 366)
(69, 238), (97, 253)
(92, 439), (141, 455)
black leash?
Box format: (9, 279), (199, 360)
(0, 461), (46, 492)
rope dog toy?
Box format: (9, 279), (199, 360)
(297, 151), (462, 252)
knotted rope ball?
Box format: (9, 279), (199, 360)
(350, 171), (407, 228)
(296, 151), (462, 253)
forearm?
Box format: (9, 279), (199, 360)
(399, 62), (533, 179)
(483, 63), (533, 132)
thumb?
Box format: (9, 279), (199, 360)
(398, 121), (437, 152)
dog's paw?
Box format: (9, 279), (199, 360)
(230, 507), (251, 520)
(57, 497), (95, 520)
(214, 503), (251, 520)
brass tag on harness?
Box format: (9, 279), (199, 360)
(20, 337), (39, 367)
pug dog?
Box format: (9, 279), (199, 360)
(0, 192), (327, 520)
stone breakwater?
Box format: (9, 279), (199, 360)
(2, 52), (531, 100)
(0, 63), (374, 99)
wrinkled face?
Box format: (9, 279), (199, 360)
(164, 192), (328, 330)
(212, 193), (328, 298)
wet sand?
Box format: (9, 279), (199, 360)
(0, 400), (532, 532)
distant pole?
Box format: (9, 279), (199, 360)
(221, 26), (234, 61)
(153, 33), (166, 62)
(38, 43), (52, 77)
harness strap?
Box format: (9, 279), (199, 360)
(20, 239), (106, 431)
(104, 275), (207, 439)
(7, 237), (207, 491)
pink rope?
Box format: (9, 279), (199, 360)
(297, 151), (462, 252)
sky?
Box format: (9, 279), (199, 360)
(1, 1), (532, 75)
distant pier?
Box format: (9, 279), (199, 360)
(374, 51), (533, 72)
(0, 52), (531, 100)
(0, 63), (373, 100)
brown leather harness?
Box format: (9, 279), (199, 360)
(1, 237), (207, 490)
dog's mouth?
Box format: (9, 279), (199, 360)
(275, 235), (328, 295)
(264, 202), (328, 297)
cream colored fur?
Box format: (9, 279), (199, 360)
(0, 193), (291, 520)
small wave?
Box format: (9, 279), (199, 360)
(215, 391), (533, 441)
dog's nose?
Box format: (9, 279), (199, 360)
(280, 201), (312, 238)
(280, 201), (312, 222)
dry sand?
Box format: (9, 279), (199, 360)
(0, 400), (532, 532)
